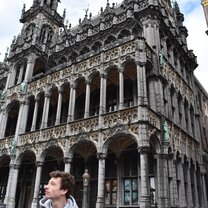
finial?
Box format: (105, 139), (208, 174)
(63, 8), (66, 19)
(107, 0), (110, 7)
(23, 3), (26, 11)
(83, 7), (89, 18)
(4, 47), (9, 61)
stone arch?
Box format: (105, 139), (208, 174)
(106, 65), (119, 112)
(69, 51), (78, 63)
(104, 35), (116, 46)
(122, 60), (137, 107)
(13, 59), (27, 86)
(149, 134), (162, 154)
(15, 150), (36, 207)
(59, 81), (71, 123)
(88, 70), (100, 116)
(91, 41), (102, 52)
(74, 77), (86, 120)
(69, 139), (98, 208)
(0, 154), (10, 201)
(33, 57), (46, 78)
(103, 132), (138, 156)
(58, 56), (67, 64)
(80, 46), (90, 56)
(4, 100), (20, 137)
(25, 94), (35, 132)
(132, 22), (143, 37)
(118, 28), (131, 39)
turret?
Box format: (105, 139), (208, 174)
(33, 0), (60, 11)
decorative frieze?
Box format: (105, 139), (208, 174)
(161, 62), (194, 105)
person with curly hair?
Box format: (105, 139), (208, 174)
(39, 170), (78, 208)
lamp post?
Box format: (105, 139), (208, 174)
(82, 169), (90, 208)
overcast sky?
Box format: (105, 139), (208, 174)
(0, 0), (207, 91)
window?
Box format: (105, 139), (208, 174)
(124, 178), (138, 205)
(105, 179), (117, 205)
(122, 145), (138, 205)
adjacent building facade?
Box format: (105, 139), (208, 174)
(0, 0), (207, 207)
(202, 0), (208, 34)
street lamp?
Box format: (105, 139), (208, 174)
(82, 169), (90, 208)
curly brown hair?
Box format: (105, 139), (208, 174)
(50, 170), (75, 199)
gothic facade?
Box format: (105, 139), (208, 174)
(0, 0), (207, 208)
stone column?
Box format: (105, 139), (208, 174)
(19, 99), (30, 134)
(55, 88), (63, 125)
(193, 163), (199, 207)
(4, 163), (20, 208)
(186, 160), (194, 207)
(71, 85), (77, 121)
(103, 74), (107, 113)
(187, 105), (193, 136)
(178, 159), (187, 208)
(173, 92), (180, 125)
(84, 80), (91, 118)
(96, 153), (106, 208)
(99, 73), (107, 115)
(201, 172), (208, 207)
(139, 147), (150, 208)
(14, 100), (25, 140)
(5, 64), (14, 89)
(24, 53), (36, 82)
(64, 157), (72, 173)
(41, 92), (51, 129)
(135, 39), (147, 106)
(180, 99), (186, 130)
(31, 97), (39, 131)
(167, 156), (175, 207)
(17, 65), (25, 84)
(67, 84), (74, 122)
(0, 108), (6, 138)
(119, 68), (124, 110)
(31, 161), (44, 208)
(172, 159), (179, 207)
(156, 154), (169, 208)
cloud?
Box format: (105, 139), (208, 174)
(0, 0), (207, 92)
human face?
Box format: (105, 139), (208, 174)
(44, 177), (67, 200)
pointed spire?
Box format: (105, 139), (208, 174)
(21, 3), (26, 18)
(63, 8), (66, 19)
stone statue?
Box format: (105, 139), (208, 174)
(10, 139), (17, 154)
(20, 81), (27, 93)
(0, 89), (6, 100)
(163, 121), (169, 142)
(159, 51), (164, 66)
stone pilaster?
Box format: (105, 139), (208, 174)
(4, 163), (20, 208)
(41, 92), (51, 129)
(64, 157), (72, 173)
(31, 161), (44, 208)
(84, 80), (91, 118)
(31, 97), (40, 131)
(156, 154), (169, 208)
(55, 88), (63, 125)
(118, 68), (124, 110)
(139, 147), (150, 208)
(96, 153), (107, 208)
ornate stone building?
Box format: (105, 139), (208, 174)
(0, 0), (207, 208)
